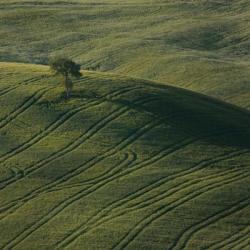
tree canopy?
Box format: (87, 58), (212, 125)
(49, 57), (82, 98)
(49, 57), (82, 78)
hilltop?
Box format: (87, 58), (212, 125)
(0, 0), (249, 107)
(0, 62), (249, 249)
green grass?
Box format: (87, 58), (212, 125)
(0, 0), (249, 107)
(0, 62), (249, 249)
(0, 1), (250, 249)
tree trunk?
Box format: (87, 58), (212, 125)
(66, 87), (70, 99)
(64, 74), (70, 99)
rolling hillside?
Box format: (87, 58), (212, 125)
(0, 0), (250, 249)
(0, 0), (250, 107)
(0, 62), (249, 249)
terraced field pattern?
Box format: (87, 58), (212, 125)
(0, 0), (250, 250)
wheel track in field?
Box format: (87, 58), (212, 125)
(7, 75), (48, 87)
(1, 108), (158, 210)
(0, 85), (141, 189)
(223, 231), (250, 250)
(53, 139), (198, 249)
(209, 223), (250, 250)
(54, 147), (247, 248)
(1, 100), (198, 214)
(54, 147), (248, 249)
(1, 86), (247, 250)
(0, 97), (158, 217)
(43, 150), (138, 196)
(14, 135), (192, 249)
(121, 154), (250, 213)
(233, 237), (250, 250)
(0, 151), (136, 222)
(0, 74), (248, 248)
(0, 86), (53, 131)
(0, 86), (11, 95)
(0, 77), (52, 124)
(111, 167), (250, 250)
(0, 85), (137, 169)
(0, 84), (23, 98)
(1, 117), (162, 249)
(48, 150), (138, 192)
(3, 128), (240, 248)
(171, 197), (250, 250)
(0, 85), (138, 178)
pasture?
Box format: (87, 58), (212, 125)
(0, 63), (249, 249)
(0, 0), (250, 249)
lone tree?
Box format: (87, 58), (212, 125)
(49, 57), (82, 99)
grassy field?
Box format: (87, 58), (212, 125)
(0, 62), (249, 249)
(0, 0), (250, 249)
(0, 0), (250, 107)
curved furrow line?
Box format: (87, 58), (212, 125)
(0, 85), (137, 163)
(0, 151), (136, 222)
(1, 115), (158, 212)
(24, 75), (55, 86)
(14, 75), (47, 87)
(120, 159), (250, 213)
(0, 86), (141, 189)
(209, 224), (250, 250)
(232, 237), (250, 250)
(53, 138), (197, 249)
(46, 118), (157, 188)
(54, 144), (245, 244)
(0, 86), (52, 130)
(1, 118), (162, 249)
(24, 76), (52, 89)
(224, 232), (250, 250)
(54, 140), (203, 248)
(59, 147), (247, 230)
(0, 98), (157, 215)
(48, 150), (137, 192)
(0, 86), (18, 98)
(0, 75), (44, 99)
(241, 243), (250, 250)
(0, 86), (12, 94)
(54, 149), (248, 249)
(171, 198), (250, 250)
(122, 167), (242, 213)
(16, 76), (43, 85)
(111, 170), (250, 250)
(49, 151), (138, 192)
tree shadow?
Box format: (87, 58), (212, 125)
(109, 86), (250, 149)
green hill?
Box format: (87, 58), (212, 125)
(0, 62), (249, 249)
(0, 0), (249, 107)
(0, 0), (250, 249)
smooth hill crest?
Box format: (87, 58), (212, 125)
(1, 62), (250, 149)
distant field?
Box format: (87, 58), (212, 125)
(0, 62), (249, 249)
(0, 0), (250, 106)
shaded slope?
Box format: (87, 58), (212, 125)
(0, 63), (249, 249)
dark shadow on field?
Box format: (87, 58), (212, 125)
(71, 89), (102, 99)
(110, 84), (250, 149)
(36, 76), (250, 149)
(38, 89), (101, 109)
